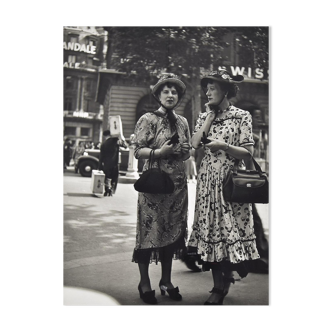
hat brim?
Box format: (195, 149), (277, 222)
(152, 78), (186, 96)
(201, 75), (244, 88)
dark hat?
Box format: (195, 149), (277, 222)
(151, 73), (186, 97)
(103, 129), (110, 136)
(201, 69), (244, 88)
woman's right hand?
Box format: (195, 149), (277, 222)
(205, 103), (216, 122)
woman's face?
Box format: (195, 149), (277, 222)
(206, 82), (226, 105)
(158, 85), (179, 109)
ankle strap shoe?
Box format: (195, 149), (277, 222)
(138, 284), (157, 305)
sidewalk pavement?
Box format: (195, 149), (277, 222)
(63, 171), (269, 305)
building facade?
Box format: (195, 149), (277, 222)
(63, 26), (106, 147)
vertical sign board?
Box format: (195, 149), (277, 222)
(109, 115), (124, 139)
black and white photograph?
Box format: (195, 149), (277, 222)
(63, 26), (269, 306)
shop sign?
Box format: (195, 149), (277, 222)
(73, 111), (89, 118)
(63, 42), (97, 54)
(65, 110), (94, 119)
(202, 66), (268, 81)
(221, 66), (269, 80)
(63, 62), (80, 68)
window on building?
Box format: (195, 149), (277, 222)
(68, 55), (76, 64)
(84, 100), (90, 112)
(64, 98), (73, 111)
(81, 127), (90, 136)
(85, 79), (92, 91)
(87, 58), (93, 66)
(89, 40), (95, 47)
(70, 36), (78, 43)
(64, 126), (76, 136)
(65, 77), (73, 89)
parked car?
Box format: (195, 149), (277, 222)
(75, 148), (131, 177)
(75, 149), (100, 177)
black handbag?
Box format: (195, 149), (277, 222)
(134, 150), (175, 194)
(223, 157), (269, 203)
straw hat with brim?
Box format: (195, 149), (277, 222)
(201, 70), (244, 88)
(151, 73), (186, 98)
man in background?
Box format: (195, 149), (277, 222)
(98, 130), (128, 196)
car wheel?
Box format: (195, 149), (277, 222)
(79, 160), (97, 177)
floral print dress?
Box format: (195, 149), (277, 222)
(188, 105), (260, 267)
(132, 109), (190, 263)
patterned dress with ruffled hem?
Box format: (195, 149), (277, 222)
(188, 106), (260, 273)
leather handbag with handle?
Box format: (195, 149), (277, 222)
(223, 157), (269, 204)
(134, 150), (175, 194)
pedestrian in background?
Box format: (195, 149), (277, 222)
(72, 141), (85, 168)
(184, 148), (197, 183)
(63, 138), (72, 170)
(181, 146), (206, 272)
(188, 70), (260, 305)
(98, 130), (127, 196)
(132, 73), (191, 304)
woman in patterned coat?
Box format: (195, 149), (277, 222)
(188, 70), (260, 305)
(132, 74), (191, 304)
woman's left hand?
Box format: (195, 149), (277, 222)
(205, 139), (226, 153)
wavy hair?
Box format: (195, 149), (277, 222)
(203, 79), (239, 99)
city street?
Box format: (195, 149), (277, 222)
(63, 169), (269, 305)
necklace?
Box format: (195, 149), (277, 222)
(215, 104), (232, 118)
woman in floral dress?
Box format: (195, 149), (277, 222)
(188, 70), (260, 305)
(132, 74), (191, 304)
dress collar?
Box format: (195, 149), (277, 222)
(219, 103), (233, 113)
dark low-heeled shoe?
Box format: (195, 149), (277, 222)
(138, 284), (157, 305)
(159, 280), (182, 301)
(204, 287), (225, 305)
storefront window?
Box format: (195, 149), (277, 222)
(64, 126), (76, 136)
(81, 127), (90, 136)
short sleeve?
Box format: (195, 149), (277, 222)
(133, 113), (156, 158)
(239, 112), (255, 146)
(193, 112), (207, 135)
